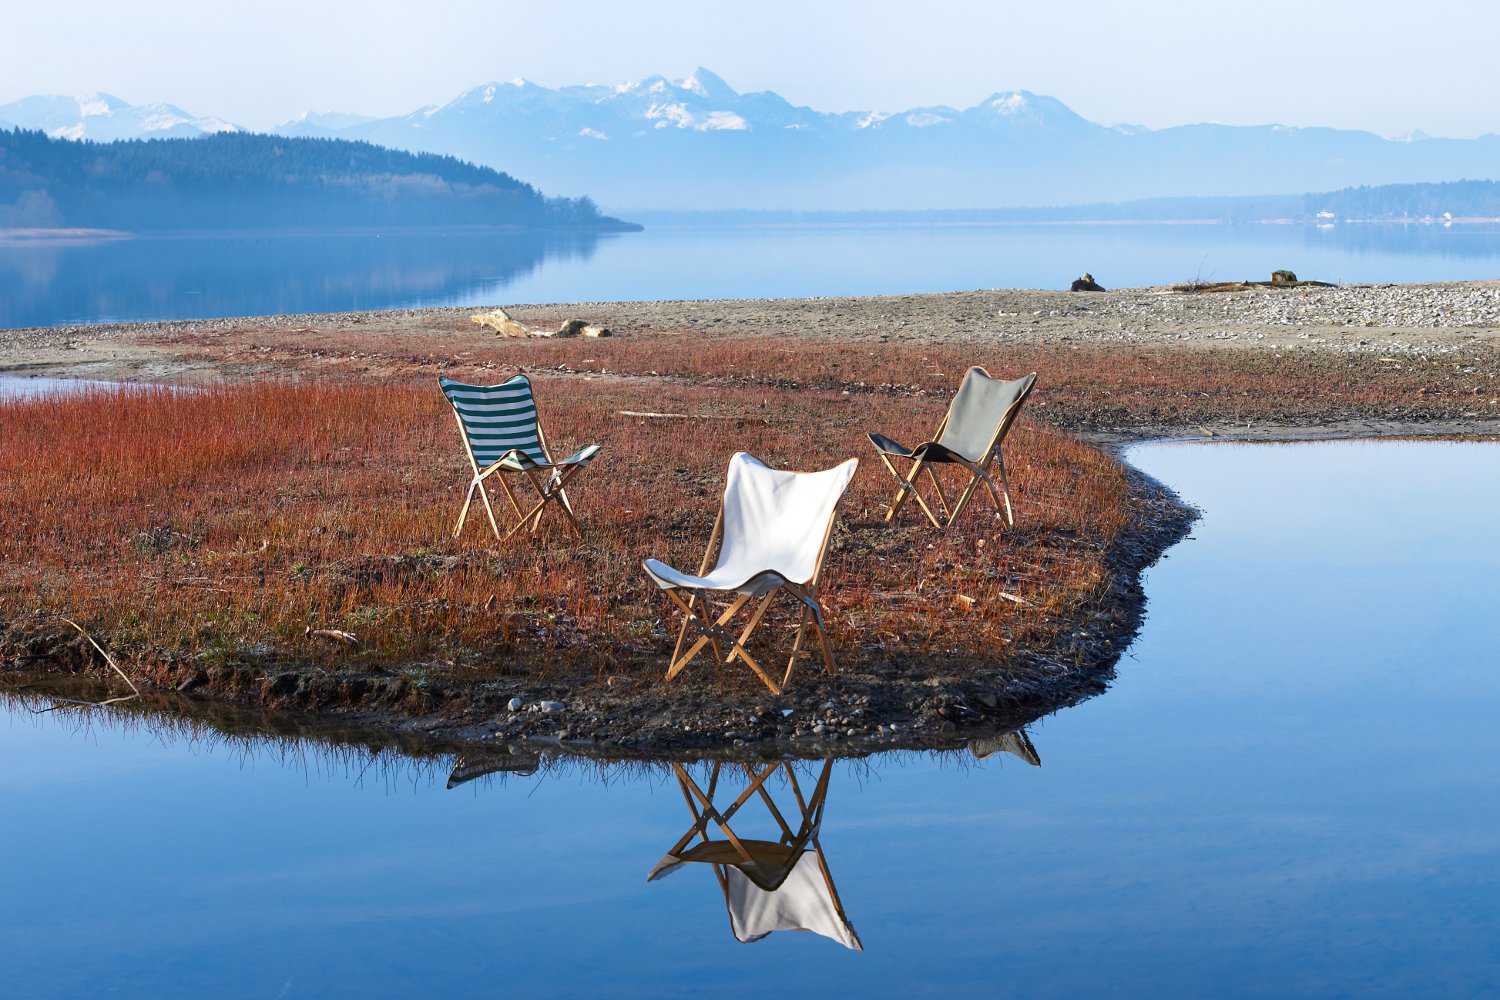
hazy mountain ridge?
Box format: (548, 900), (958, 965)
(0, 129), (636, 232)
(6, 71), (1500, 211)
(0, 92), (239, 141)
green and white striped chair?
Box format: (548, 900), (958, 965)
(439, 375), (602, 540)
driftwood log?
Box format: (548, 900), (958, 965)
(1175, 270), (1336, 293)
(471, 308), (612, 338)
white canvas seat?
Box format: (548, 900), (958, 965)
(647, 760), (862, 951)
(643, 452), (858, 694)
(439, 374), (601, 540)
(724, 850), (861, 949)
(868, 367), (1036, 529)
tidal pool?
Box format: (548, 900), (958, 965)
(2, 440), (1498, 998)
(0, 375), (128, 400)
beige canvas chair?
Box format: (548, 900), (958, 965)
(647, 760), (862, 951)
(967, 727), (1042, 766)
(440, 375), (601, 540)
(643, 452), (858, 695)
(868, 368), (1036, 528)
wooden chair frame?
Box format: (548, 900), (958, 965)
(662, 487), (845, 696)
(872, 368), (1036, 529)
(651, 759), (860, 949)
(448, 391), (589, 542)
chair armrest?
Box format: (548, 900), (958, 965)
(866, 432), (915, 458)
(555, 444), (602, 467)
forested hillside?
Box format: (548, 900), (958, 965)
(1302, 180), (1500, 220)
(0, 129), (636, 231)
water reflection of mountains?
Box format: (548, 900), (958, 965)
(0, 228), (607, 329)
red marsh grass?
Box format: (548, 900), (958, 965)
(0, 375), (1129, 699)
(159, 318), (1499, 429)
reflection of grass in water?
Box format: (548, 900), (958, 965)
(1, 683), (459, 792)
(1, 680), (1016, 797)
(0, 376), (1128, 697)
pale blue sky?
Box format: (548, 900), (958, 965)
(5, 0), (1498, 137)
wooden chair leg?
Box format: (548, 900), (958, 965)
(813, 613), (838, 675)
(503, 498), (549, 540)
(784, 605), (811, 688)
(876, 455), (936, 527)
(875, 452), (913, 523)
(476, 480), (502, 539)
(665, 591), (753, 681)
(671, 592), (698, 665)
(947, 466), (987, 527)
(490, 473), (523, 520)
(995, 454), (1015, 526)
(454, 480), (476, 538)
(662, 588), (791, 694)
(522, 470), (550, 533)
(925, 465), (952, 520)
(548, 465), (586, 537)
(876, 451), (941, 527)
(905, 472), (944, 528)
(726, 592), (781, 694)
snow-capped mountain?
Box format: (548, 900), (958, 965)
(0, 93), (239, 141)
(6, 71), (1498, 211)
(274, 110), (381, 138)
(268, 69), (1498, 210)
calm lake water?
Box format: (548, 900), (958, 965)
(5, 222), (1500, 329)
(3, 440), (1498, 998)
(0, 375), (130, 399)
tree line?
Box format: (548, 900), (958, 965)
(0, 129), (637, 231)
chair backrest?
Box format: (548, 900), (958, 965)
(936, 368), (1037, 463)
(439, 375), (548, 469)
(714, 453), (859, 588)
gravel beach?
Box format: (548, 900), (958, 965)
(6, 280), (1500, 380)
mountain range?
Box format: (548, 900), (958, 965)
(5, 70), (1499, 211)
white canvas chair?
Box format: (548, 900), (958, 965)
(643, 452), (858, 695)
(439, 374), (601, 540)
(868, 368), (1036, 529)
(647, 760), (862, 951)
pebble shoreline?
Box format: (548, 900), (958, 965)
(5, 281), (1500, 381)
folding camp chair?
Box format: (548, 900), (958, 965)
(647, 759), (862, 951)
(643, 452), (858, 695)
(967, 726), (1042, 766)
(868, 367), (1036, 529)
(439, 375), (601, 541)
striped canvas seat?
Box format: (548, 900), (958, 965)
(439, 374), (602, 540)
(441, 375), (548, 470)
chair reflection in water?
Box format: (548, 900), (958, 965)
(647, 758), (861, 951)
